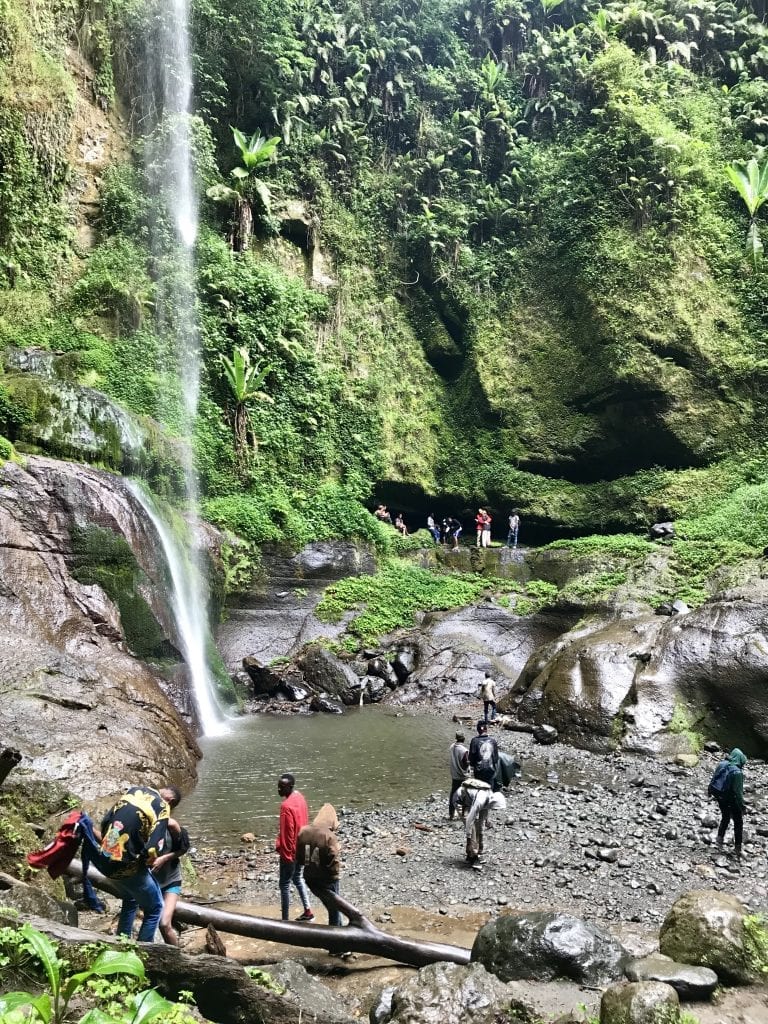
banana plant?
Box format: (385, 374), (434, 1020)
(206, 128), (280, 252)
(219, 346), (274, 467)
(726, 157), (768, 268)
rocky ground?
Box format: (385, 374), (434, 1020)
(197, 722), (768, 930)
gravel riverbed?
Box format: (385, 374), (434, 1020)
(198, 725), (768, 931)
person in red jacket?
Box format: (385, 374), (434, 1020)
(276, 773), (313, 921)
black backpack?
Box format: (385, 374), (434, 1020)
(708, 761), (736, 799)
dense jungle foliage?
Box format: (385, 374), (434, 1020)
(1, 0), (768, 586)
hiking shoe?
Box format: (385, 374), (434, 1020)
(715, 835), (724, 848)
(296, 909), (315, 921)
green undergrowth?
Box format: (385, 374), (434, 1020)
(743, 914), (768, 976)
(667, 701), (706, 753)
(315, 560), (557, 646)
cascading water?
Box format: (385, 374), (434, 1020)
(137, 0), (226, 734)
(128, 483), (226, 736)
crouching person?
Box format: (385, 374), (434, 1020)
(296, 804), (343, 926)
(454, 779), (506, 863)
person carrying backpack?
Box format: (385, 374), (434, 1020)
(710, 748), (747, 858)
(98, 785), (172, 942)
(469, 720), (500, 790)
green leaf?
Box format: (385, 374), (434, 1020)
(128, 989), (176, 1024)
(20, 925), (60, 997)
(746, 219), (763, 268)
(230, 167), (249, 181)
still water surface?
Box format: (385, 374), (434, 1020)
(182, 708), (458, 844)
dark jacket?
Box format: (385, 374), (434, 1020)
(469, 733), (499, 778)
(99, 786), (170, 878)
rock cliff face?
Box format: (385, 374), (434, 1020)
(0, 456), (200, 799)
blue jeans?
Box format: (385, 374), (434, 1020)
(113, 869), (163, 942)
(279, 859), (311, 920)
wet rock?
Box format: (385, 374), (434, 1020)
(659, 889), (759, 985)
(368, 658), (399, 688)
(670, 600), (689, 616)
(533, 724), (558, 745)
(369, 987), (395, 1024)
(392, 645), (417, 682)
(278, 680), (310, 703)
(367, 677), (387, 703)
(261, 960), (355, 1024)
(471, 910), (628, 986)
(600, 981), (679, 1024)
(310, 694), (344, 714)
(515, 615), (664, 752)
(301, 645), (360, 700)
(626, 955), (718, 1000)
(382, 961), (536, 1024)
(0, 457), (199, 799)
(241, 658), (283, 696)
(341, 677), (370, 706)
(649, 522), (676, 540)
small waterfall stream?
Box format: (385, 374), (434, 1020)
(129, 482), (227, 736)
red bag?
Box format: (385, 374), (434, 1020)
(27, 809), (83, 879)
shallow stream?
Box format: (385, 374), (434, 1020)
(182, 707), (458, 844)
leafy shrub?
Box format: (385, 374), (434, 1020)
(0, 434), (14, 461)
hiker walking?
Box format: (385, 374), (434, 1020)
(150, 785), (190, 946)
(97, 785), (172, 942)
(480, 672), (497, 723)
(275, 773), (314, 921)
(296, 803), (343, 927)
(469, 720), (500, 790)
(427, 514), (440, 543)
(453, 779), (507, 863)
(448, 731), (470, 820)
(507, 510), (520, 548)
(709, 748), (747, 858)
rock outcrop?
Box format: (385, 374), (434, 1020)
(0, 456), (200, 799)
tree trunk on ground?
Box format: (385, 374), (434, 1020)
(0, 748), (22, 787)
(67, 860), (471, 968)
(4, 913), (333, 1024)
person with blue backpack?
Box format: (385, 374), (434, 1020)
(708, 748), (747, 858)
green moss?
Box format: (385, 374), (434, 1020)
(743, 914), (768, 976)
(667, 702), (705, 753)
(70, 525), (172, 660)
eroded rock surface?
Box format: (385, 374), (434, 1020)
(0, 456), (200, 798)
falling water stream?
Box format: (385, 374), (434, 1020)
(137, 0), (226, 733)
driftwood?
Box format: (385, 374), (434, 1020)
(205, 923), (227, 957)
(67, 860), (471, 968)
(7, 913), (335, 1024)
(0, 747), (22, 787)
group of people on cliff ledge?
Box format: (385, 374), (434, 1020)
(374, 504), (522, 549)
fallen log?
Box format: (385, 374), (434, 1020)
(3, 913), (337, 1024)
(0, 747), (22, 787)
(67, 860), (470, 968)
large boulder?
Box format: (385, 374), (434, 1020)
(378, 961), (538, 1024)
(625, 955), (718, 1000)
(600, 981), (679, 1024)
(300, 645), (360, 700)
(511, 615), (665, 751)
(471, 911), (628, 986)
(393, 606), (569, 706)
(659, 890), (765, 985)
(261, 961), (355, 1024)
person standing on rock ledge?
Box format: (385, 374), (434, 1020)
(714, 748), (747, 858)
(480, 672), (497, 723)
(275, 773), (314, 921)
(448, 731), (470, 820)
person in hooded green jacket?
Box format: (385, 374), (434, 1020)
(716, 748), (747, 858)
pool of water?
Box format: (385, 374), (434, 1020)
(181, 707), (458, 845)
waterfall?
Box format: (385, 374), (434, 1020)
(139, 0), (225, 733)
(128, 482), (228, 737)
